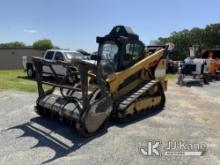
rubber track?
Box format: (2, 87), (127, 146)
(117, 80), (159, 111)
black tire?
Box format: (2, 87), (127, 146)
(67, 75), (78, 84)
(216, 72), (220, 80)
(67, 68), (79, 84)
(177, 74), (184, 86)
(203, 74), (209, 84)
(27, 65), (35, 78)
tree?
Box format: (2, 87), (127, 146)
(0, 41), (26, 48)
(158, 23), (220, 60)
(32, 39), (53, 50)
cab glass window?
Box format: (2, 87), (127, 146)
(99, 42), (119, 76)
(101, 43), (119, 62)
(45, 51), (54, 60)
(54, 52), (64, 61)
(125, 44), (142, 60)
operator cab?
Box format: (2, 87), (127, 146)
(96, 25), (145, 76)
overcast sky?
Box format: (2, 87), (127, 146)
(0, 0), (219, 51)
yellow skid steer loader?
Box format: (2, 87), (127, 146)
(33, 26), (168, 136)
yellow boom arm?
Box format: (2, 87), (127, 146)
(106, 48), (165, 93)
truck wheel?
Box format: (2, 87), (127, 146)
(203, 74), (209, 84)
(27, 66), (35, 78)
(67, 68), (79, 84)
(177, 74), (184, 86)
(68, 75), (77, 84)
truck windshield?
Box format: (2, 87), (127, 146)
(99, 42), (119, 76)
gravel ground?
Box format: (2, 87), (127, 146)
(0, 80), (220, 165)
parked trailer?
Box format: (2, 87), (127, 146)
(177, 57), (209, 86)
(201, 49), (220, 80)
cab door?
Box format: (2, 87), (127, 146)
(122, 43), (143, 69)
(43, 51), (55, 74)
(53, 51), (67, 76)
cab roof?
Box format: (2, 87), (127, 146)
(46, 49), (76, 53)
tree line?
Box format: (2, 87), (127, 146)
(1, 23), (220, 59)
(0, 39), (54, 50)
(159, 23), (220, 60)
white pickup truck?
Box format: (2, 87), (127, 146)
(22, 49), (87, 79)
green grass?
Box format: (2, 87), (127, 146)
(0, 69), (38, 92)
(0, 69), (176, 93)
(166, 73), (176, 80)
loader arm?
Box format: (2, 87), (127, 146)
(106, 48), (165, 94)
